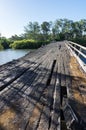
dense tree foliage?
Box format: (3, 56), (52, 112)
(0, 43), (3, 50)
(0, 37), (10, 49)
(24, 22), (40, 40)
(0, 19), (86, 50)
(23, 19), (86, 45)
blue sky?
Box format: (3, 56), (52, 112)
(0, 0), (86, 38)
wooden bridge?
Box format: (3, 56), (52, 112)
(0, 41), (86, 130)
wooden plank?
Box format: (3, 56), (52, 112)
(63, 47), (72, 99)
(49, 59), (60, 130)
(0, 48), (52, 91)
(0, 48), (54, 130)
(23, 58), (54, 130)
(25, 47), (59, 130)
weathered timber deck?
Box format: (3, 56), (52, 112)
(0, 41), (86, 130)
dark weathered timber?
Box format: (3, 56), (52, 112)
(0, 41), (86, 130)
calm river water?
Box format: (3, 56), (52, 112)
(0, 49), (30, 65)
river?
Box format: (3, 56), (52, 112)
(0, 49), (30, 65)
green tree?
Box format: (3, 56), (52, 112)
(71, 21), (82, 38)
(51, 19), (63, 40)
(41, 21), (51, 41)
(10, 34), (24, 42)
(24, 22), (40, 40)
(79, 19), (86, 36)
(0, 37), (9, 49)
(61, 19), (73, 39)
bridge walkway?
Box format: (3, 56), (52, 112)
(0, 41), (86, 130)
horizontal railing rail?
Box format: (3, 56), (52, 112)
(65, 41), (86, 73)
(68, 41), (86, 50)
(66, 41), (86, 64)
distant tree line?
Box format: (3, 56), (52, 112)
(0, 18), (86, 49)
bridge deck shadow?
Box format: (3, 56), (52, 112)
(0, 41), (86, 130)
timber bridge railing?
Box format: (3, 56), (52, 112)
(0, 41), (86, 130)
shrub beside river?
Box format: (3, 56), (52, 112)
(0, 44), (3, 50)
(10, 39), (50, 49)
